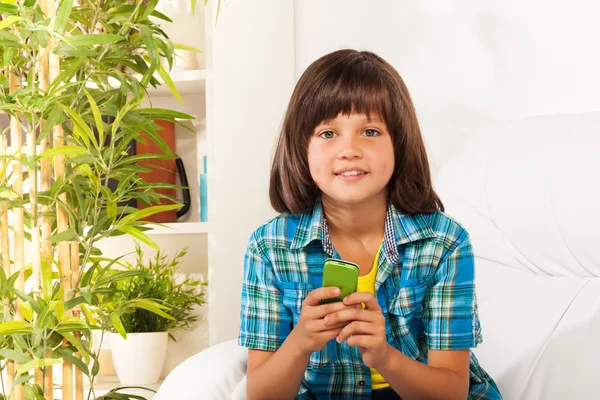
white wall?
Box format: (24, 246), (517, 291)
(295, 0), (600, 176)
(208, 0), (295, 344)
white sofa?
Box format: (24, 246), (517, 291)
(156, 112), (600, 399)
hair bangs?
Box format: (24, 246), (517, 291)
(306, 57), (395, 134)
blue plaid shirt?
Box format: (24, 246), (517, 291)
(239, 201), (502, 399)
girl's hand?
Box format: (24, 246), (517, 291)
(292, 287), (362, 356)
(323, 292), (389, 369)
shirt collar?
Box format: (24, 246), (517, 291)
(290, 199), (436, 262)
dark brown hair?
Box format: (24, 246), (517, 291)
(269, 49), (444, 215)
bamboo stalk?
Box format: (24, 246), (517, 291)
(0, 133), (15, 398)
(38, 0), (54, 395)
(71, 242), (83, 400)
(9, 71), (26, 400)
(30, 21), (44, 391)
(45, 0), (73, 398)
(62, 337), (73, 400)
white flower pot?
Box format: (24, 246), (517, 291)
(109, 331), (169, 385)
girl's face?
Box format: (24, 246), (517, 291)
(307, 112), (395, 208)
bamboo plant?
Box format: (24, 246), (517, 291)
(0, 0), (207, 399)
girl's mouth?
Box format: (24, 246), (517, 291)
(335, 171), (369, 181)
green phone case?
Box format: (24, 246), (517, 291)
(321, 258), (359, 304)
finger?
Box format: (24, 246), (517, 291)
(316, 327), (343, 343)
(319, 320), (348, 332)
(346, 334), (372, 348)
(343, 292), (381, 311)
(336, 321), (376, 343)
(304, 287), (340, 306)
(325, 307), (375, 325)
(311, 302), (360, 320)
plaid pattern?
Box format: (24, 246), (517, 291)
(239, 201), (502, 399)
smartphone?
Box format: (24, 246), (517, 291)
(321, 258), (359, 304)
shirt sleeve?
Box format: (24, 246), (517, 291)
(423, 230), (483, 350)
(238, 232), (293, 351)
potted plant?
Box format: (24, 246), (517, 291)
(95, 243), (207, 385)
(0, 0), (207, 399)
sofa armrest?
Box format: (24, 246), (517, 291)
(155, 339), (248, 400)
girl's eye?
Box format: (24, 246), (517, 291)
(319, 131), (336, 139)
(364, 129), (380, 137)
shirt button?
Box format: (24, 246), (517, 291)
(358, 380), (365, 387)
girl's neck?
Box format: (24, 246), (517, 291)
(321, 191), (388, 239)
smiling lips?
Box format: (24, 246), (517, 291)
(334, 169), (369, 181)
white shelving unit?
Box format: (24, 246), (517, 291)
(148, 69), (207, 96)
(92, 1), (215, 396)
(145, 221), (213, 235)
(92, 0), (297, 396)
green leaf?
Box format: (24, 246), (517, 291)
(54, 301), (65, 321)
(85, 90), (104, 146)
(39, 145), (88, 160)
(40, 105), (63, 141)
(16, 358), (62, 377)
(0, 349), (32, 364)
(118, 153), (176, 166)
(59, 105), (95, 148)
(150, 9), (173, 22)
(81, 263), (98, 288)
(56, 348), (89, 377)
(92, 357), (100, 376)
(0, 321), (30, 337)
(95, 270), (151, 287)
(80, 286), (92, 304)
(119, 204), (182, 226)
(56, 318), (89, 334)
(140, 25), (158, 85)
(110, 313), (127, 339)
(63, 296), (85, 312)
(116, 225), (159, 250)
(54, 0), (74, 34)
(11, 374), (34, 388)
(142, 0), (159, 19)
(19, 302), (33, 323)
(173, 43), (201, 53)
(137, 108), (194, 120)
(47, 227), (79, 244)
(35, 306), (55, 330)
(127, 299), (174, 320)
(33, 29), (48, 49)
(107, 200), (117, 219)
(0, 16), (22, 30)
(53, 45), (98, 57)
(0, 4), (18, 15)
(41, 257), (53, 301)
(80, 303), (97, 326)
(7, 288), (41, 314)
(61, 332), (90, 364)
(156, 63), (183, 104)
(67, 34), (124, 47)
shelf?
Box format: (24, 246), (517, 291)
(84, 69), (207, 98)
(148, 69), (207, 97)
(82, 375), (162, 400)
(145, 221), (212, 235)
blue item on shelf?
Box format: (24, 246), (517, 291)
(200, 155), (208, 222)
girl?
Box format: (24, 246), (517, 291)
(238, 49), (501, 400)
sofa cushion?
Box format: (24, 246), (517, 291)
(435, 112), (600, 399)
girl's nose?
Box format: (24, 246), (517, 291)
(337, 135), (363, 160)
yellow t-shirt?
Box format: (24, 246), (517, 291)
(356, 245), (389, 390)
